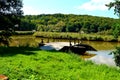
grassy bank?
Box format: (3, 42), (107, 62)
(34, 32), (120, 42)
(0, 47), (120, 80)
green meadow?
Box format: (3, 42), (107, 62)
(0, 47), (120, 80)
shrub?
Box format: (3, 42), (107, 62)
(110, 47), (120, 67)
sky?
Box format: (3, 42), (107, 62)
(22, 0), (118, 19)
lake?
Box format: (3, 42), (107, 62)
(10, 35), (120, 50)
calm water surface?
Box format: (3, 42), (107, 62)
(10, 35), (120, 50)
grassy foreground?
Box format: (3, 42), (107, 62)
(0, 47), (120, 80)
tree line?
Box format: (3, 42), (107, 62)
(19, 14), (119, 34)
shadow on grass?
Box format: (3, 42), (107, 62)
(0, 46), (40, 57)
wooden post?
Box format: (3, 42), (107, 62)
(78, 39), (80, 44)
(69, 37), (72, 46)
(74, 39), (76, 45)
(0, 75), (9, 80)
(41, 39), (44, 44)
(47, 38), (49, 43)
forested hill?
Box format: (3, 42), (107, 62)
(19, 14), (118, 34)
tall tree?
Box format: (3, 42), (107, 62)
(106, 0), (120, 39)
(0, 0), (23, 46)
(106, 0), (120, 18)
(106, 0), (120, 67)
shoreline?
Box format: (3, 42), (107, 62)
(40, 42), (116, 67)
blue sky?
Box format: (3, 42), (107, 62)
(23, 0), (118, 18)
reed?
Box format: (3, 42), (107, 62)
(34, 32), (119, 42)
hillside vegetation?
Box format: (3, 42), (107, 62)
(18, 14), (118, 35)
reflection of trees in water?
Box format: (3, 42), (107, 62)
(82, 41), (119, 50)
(6, 36), (120, 50)
(10, 36), (38, 47)
(36, 38), (119, 50)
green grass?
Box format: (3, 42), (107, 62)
(0, 47), (120, 80)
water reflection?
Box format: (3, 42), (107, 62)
(82, 41), (119, 50)
(9, 36), (120, 50)
(87, 50), (116, 66)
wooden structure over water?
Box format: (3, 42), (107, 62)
(39, 38), (97, 55)
(59, 43), (97, 55)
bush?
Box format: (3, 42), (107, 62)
(110, 47), (120, 67)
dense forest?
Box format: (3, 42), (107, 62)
(18, 14), (119, 34)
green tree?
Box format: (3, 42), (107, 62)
(110, 47), (120, 67)
(55, 21), (65, 32)
(21, 14), (116, 33)
(106, 0), (120, 39)
(0, 0), (23, 46)
(112, 23), (120, 39)
(106, 0), (120, 67)
(20, 19), (36, 31)
(106, 0), (120, 18)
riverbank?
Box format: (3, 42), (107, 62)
(0, 46), (119, 80)
(34, 32), (120, 42)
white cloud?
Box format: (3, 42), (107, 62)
(78, 0), (114, 11)
(22, 6), (62, 15)
(22, 6), (41, 15)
